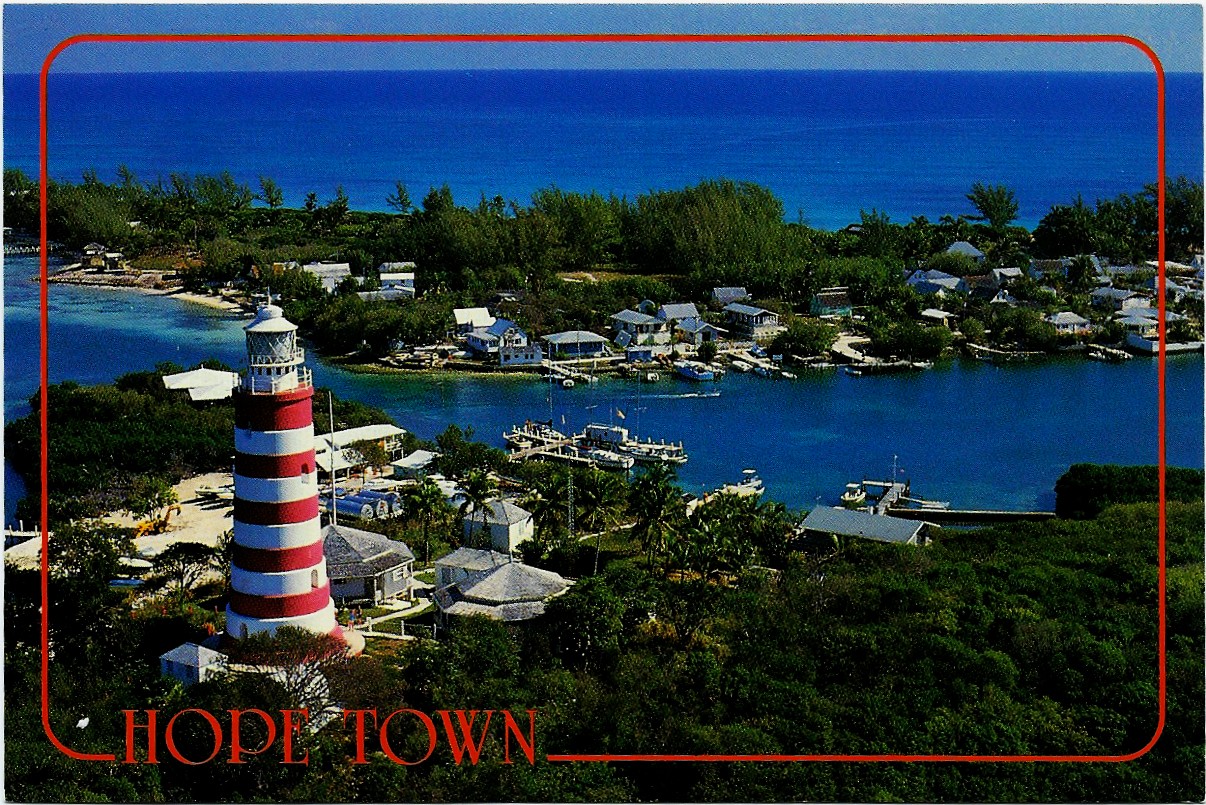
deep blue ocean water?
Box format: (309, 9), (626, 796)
(5, 254), (1203, 527)
(4, 70), (1202, 229)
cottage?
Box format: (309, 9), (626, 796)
(655, 302), (702, 325)
(920, 308), (957, 328)
(542, 330), (611, 358)
(314, 424), (407, 478)
(810, 287), (852, 317)
(945, 240), (985, 264)
(1117, 315), (1159, 339)
(302, 261), (354, 293)
(723, 303), (784, 339)
(433, 548), (572, 624)
(1090, 287), (1151, 311)
(466, 318), (524, 357)
(391, 449), (439, 481)
(799, 506), (929, 546)
(711, 286), (750, 307)
(1045, 311), (1092, 336)
(160, 643), (226, 687)
(991, 266), (1025, 286)
(906, 269), (966, 296)
(323, 523), (415, 604)
(453, 307), (496, 335)
(462, 500), (535, 555)
(675, 317), (727, 346)
(610, 309), (671, 346)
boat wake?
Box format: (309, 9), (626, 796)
(645, 391), (721, 400)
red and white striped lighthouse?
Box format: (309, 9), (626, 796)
(226, 304), (340, 641)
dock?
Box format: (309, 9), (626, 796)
(862, 480), (909, 515)
(888, 508), (1056, 525)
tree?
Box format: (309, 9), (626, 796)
(1033, 195), (1097, 258)
(124, 476), (180, 533)
(349, 439), (390, 479)
(696, 339), (718, 364)
(770, 318), (837, 358)
(151, 541), (217, 602)
(404, 479), (450, 565)
(629, 463), (684, 570)
(257, 176), (284, 209)
(223, 626), (352, 712)
(458, 469), (497, 550)
(966, 182), (1020, 231)
(385, 180), (413, 214)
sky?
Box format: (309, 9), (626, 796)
(1, 4), (1201, 75)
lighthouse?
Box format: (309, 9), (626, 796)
(226, 303), (340, 642)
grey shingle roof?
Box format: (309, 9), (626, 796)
(460, 562), (571, 604)
(724, 302), (770, 317)
(542, 330), (610, 345)
(437, 546), (511, 572)
(801, 506), (925, 544)
(946, 240), (984, 258)
(160, 643), (225, 667)
(657, 302), (700, 321)
(611, 309), (658, 326)
(324, 524), (414, 580)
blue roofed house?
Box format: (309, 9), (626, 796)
(655, 302), (701, 326)
(906, 269), (967, 296)
(712, 286), (750, 307)
(542, 330), (611, 358)
(676, 317), (727, 346)
(723, 303), (784, 340)
(610, 309), (671, 348)
(466, 319), (542, 366)
(945, 240), (986, 264)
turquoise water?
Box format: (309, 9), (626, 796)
(5, 254), (1201, 525)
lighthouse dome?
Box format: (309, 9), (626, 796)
(245, 303), (296, 333)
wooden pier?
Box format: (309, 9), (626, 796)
(888, 508), (1056, 525)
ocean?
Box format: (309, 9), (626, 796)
(3, 69), (1202, 230)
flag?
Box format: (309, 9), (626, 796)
(616, 408), (626, 420)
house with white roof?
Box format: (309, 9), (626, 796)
(302, 261), (354, 293)
(160, 643), (226, 687)
(676, 317), (727, 346)
(162, 367), (239, 401)
(722, 303), (784, 339)
(453, 307), (496, 335)
(799, 506), (930, 546)
(655, 302), (701, 326)
(314, 424), (407, 477)
(906, 269), (966, 296)
(1045, 311), (1092, 336)
(1090, 287), (1151, 312)
(945, 240), (985, 264)
(462, 500), (535, 555)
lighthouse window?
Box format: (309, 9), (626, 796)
(311, 569), (319, 588)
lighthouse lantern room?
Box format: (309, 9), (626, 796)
(226, 304), (341, 642)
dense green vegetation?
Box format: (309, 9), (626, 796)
(6, 483), (1201, 801)
(1054, 463), (1206, 519)
(7, 166), (1202, 362)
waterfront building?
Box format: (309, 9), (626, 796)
(462, 500), (535, 555)
(675, 317), (727, 346)
(799, 506), (929, 546)
(302, 261), (353, 293)
(453, 307), (496, 335)
(323, 523), (414, 605)
(466, 319), (541, 365)
(811, 287), (853, 318)
(228, 303), (341, 642)
(920, 308), (958, 328)
(723, 303), (784, 340)
(542, 330), (611, 358)
(1045, 311), (1092, 336)
(610, 309), (672, 347)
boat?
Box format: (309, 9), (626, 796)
(910, 361), (933, 370)
(753, 365), (771, 377)
(504, 421), (568, 448)
(711, 468), (764, 500)
(643, 371), (660, 382)
(581, 423), (688, 465)
(674, 360), (716, 381)
(730, 360), (752, 373)
(840, 482), (867, 508)
(780, 370), (797, 379)
(844, 367), (863, 377)
(562, 378), (575, 389)
(579, 447), (635, 471)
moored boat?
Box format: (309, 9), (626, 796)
(674, 360), (716, 381)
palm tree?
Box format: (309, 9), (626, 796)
(458, 469), (497, 551)
(404, 479), (449, 565)
(574, 468), (625, 574)
(629, 463), (683, 571)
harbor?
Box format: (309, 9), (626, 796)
(504, 419), (687, 471)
